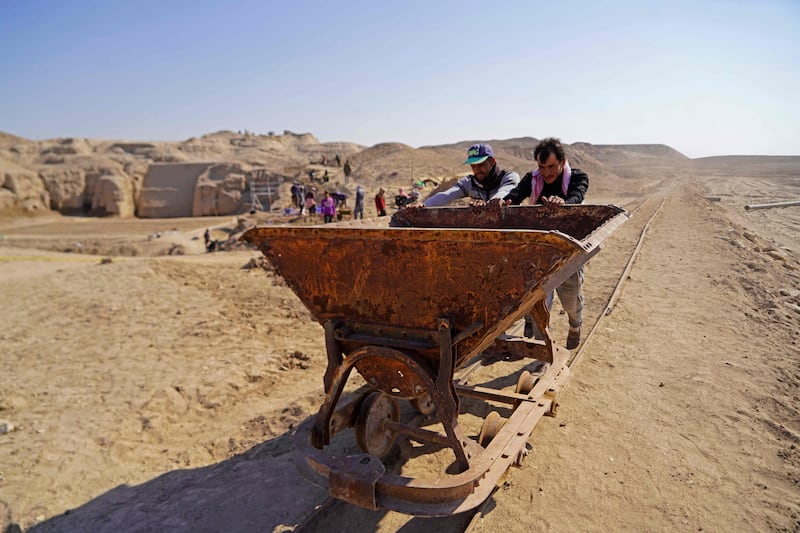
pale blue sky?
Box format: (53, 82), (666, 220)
(1, 0), (798, 158)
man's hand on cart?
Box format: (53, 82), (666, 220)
(541, 195), (565, 205)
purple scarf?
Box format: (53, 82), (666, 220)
(529, 161), (571, 204)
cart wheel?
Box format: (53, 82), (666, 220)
(514, 371), (536, 408)
(411, 393), (436, 415)
(515, 371), (536, 395)
(478, 411), (504, 447)
(355, 392), (399, 458)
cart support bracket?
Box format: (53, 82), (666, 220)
(329, 454), (386, 510)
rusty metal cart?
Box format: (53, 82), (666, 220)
(241, 204), (627, 516)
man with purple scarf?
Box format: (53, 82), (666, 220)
(499, 137), (589, 349)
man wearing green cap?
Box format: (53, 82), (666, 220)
(422, 143), (519, 207)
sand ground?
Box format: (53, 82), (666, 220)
(0, 172), (798, 532)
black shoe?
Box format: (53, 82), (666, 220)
(566, 326), (581, 350)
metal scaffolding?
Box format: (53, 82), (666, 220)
(248, 170), (281, 212)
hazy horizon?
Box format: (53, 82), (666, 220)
(4, 127), (800, 160)
(1, 0), (798, 159)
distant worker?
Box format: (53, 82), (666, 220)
(498, 137), (589, 349)
(205, 231), (218, 253)
(203, 229), (210, 247)
(335, 154), (341, 168)
(375, 188), (387, 217)
(422, 144), (519, 207)
(332, 190), (348, 209)
(343, 159), (352, 184)
(304, 189), (317, 215)
(395, 187), (410, 208)
(320, 191), (337, 223)
(295, 182), (306, 210)
(297, 183), (306, 213)
(353, 185), (365, 219)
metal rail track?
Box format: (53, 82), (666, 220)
(291, 193), (670, 533)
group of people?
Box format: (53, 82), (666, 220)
(330, 184), (366, 220)
(371, 186), (423, 215)
(289, 183), (367, 223)
(307, 169), (331, 184)
(420, 138), (589, 350)
(203, 228), (221, 253)
(308, 155), (352, 184)
(290, 182), (320, 216)
(320, 190), (351, 223)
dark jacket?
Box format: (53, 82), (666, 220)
(504, 168), (589, 205)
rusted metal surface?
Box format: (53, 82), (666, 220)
(392, 203), (624, 242)
(241, 204), (627, 371)
(242, 204), (628, 516)
(328, 455), (386, 510)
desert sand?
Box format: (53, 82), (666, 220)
(0, 156), (798, 532)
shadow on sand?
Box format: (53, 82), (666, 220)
(28, 355), (539, 533)
(27, 432), (327, 533)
